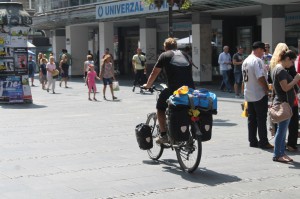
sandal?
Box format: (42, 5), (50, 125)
(283, 154), (293, 162)
(273, 156), (293, 163)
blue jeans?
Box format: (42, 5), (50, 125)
(273, 119), (290, 158)
(220, 70), (231, 91)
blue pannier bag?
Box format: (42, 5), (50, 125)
(167, 87), (194, 106)
(192, 89), (217, 113)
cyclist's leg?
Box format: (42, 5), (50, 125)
(156, 88), (172, 136)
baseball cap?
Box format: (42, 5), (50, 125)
(252, 41), (265, 50)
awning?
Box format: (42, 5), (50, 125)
(28, 50), (35, 55)
(27, 41), (36, 48)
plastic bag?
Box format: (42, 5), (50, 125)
(112, 81), (120, 91)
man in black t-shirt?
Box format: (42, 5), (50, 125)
(143, 37), (194, 143)
(232, 46), (244, 98)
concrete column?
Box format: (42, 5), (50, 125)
(139, 18), (157, 72)
(261, 5), (285, 52)
(66, 25), (89, 76)
(51, 29), (66, 61)
(99, 22), (114, 59)
(192, 12), (212, 82)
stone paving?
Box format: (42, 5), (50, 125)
(0, 77), (299, 199)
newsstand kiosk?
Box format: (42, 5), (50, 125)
(0, 2), (33, 104)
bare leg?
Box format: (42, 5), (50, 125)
(103, 85), (106, 99)
(234, 83), (238, 96)
(109, 84), (114, 98)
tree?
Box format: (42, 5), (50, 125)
(142, 0), (191, 37)
(143, 0), (191, 10)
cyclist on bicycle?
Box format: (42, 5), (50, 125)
(143, 37), (195, 144)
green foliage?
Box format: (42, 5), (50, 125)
(142, 0), (191, 10)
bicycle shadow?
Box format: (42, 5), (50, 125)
(143, 159), (241, 186)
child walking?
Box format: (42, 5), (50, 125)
(86, 64), (100, 101)
(99, 55), (117, 100)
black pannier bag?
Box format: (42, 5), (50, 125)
(135, 123), (153, 150)
(168, 105), (190, 141)
(198, 111), (213, 142)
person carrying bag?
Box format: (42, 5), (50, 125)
(269, 47), (300, 163)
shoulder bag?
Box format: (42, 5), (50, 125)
(269, 67), (293, 123)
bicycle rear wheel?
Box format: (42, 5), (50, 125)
(146, 113), (164, 160)
(175, 136), (202, 173)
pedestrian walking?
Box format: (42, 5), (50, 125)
(46, 56), (57, 94)
(242, 41), (273, 149)
(28, 55), (37, 86)
(59, 54), (70, 88)
(39, 58), (47, 90)
(132, 48), (147, 93)
(84, 55), (94, 80)
(218, 46), (232, 92)
(99, 55), (117, 100)
(86, 64), (100, 101)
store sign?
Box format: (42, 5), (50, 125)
(286, 12), (300, 26)
(96, 0), (178, 19)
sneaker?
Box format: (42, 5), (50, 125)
(156, 135), (169, 144)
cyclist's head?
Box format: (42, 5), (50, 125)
(164, 37), (177, 51)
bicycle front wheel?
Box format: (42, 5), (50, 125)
(146, 113), (164, 160)
(175, 136), (202, 173)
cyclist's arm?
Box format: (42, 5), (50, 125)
(144, 67), (161, 88)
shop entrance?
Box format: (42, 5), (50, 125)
(124, 36), (139, 75)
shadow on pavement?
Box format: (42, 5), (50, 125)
(143, 159), (241, 186)
(0, 103), (47, 109)
(213, 119), (237, 127)
(289, 161), (300, 169)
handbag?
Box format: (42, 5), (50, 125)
(112, 81), (120, 91)
(52, 69), (59, 77)
(269, 67), (293, 123)
(269, 102), (292, 123)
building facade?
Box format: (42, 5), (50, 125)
(31, 0), (300, 81)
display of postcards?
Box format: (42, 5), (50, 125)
(0, 57), (14, 73)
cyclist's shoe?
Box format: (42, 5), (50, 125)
(156, 135), (169, 144)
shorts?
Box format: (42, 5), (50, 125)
(156, 88), (173, 111)
(103, 77), (113, 85)
(234, 71), (242, 84)
(28, 72), (34, 78)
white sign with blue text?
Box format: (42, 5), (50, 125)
(96, 0), (178, 20)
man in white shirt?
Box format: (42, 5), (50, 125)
(218, 46), (232, 92)
(242, 41), (273, 149)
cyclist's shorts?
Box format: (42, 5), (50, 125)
(156, 88), (173, 111)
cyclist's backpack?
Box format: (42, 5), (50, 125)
(168, 105), (190, 142)
(135, 123), (153, 150)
